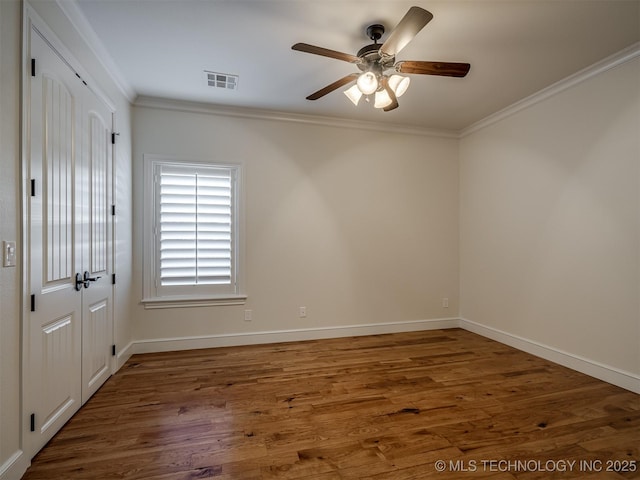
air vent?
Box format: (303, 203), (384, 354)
(205, 71), (238, 90)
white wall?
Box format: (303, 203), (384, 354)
(132, 104), (460, 348)
(0, 2), (133, 478)
(460, 57), (640, 381)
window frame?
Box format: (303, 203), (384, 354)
(142, 154), (246, 309)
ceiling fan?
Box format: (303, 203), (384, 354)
(292, 6), (470, 112)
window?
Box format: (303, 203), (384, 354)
(142, 155), (245, 308)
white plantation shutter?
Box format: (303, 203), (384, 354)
(153, 162), (239, 298)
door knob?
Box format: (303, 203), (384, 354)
(81, 271), (102, 289)
(83, 271), (101, 282)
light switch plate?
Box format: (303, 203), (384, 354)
(3, 241), (16, 267)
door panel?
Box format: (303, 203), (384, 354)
(43, 75), (74, 284)
(39, 314), (78, 434)
(28, 29), (82, 453)
(83, 300), (110, 396)
(81, 102), (113, 403)
(89, 113), (108, 273)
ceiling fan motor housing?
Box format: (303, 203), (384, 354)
(357, 24), (395, 73)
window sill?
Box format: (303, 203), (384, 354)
(141, 294), (247, 309)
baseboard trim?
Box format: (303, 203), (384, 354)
(0, 449), (28, 480)
(129, 317), (638, 394)
(132, 318), (460, 354)
(115, 341), (134, 371)
(459, 317), (640, 394)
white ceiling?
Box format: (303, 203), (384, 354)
(72, 0), (639, 132)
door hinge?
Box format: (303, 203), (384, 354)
(30, 179), (36, 197)
(30, 294), (35, 312)
(30, 413), (35, 432)
(111, 132), (119, 144)
(111, 273), (116, 285)
(112, 345), (116, 356)
(31, 59), (36, 77)
(111, 204), (116, 216)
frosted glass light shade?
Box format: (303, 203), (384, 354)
(388, 75), (410, 97)
(374, 89), (393, 109)
(344, 84), (363, 106)
(356, 72), (378, 95)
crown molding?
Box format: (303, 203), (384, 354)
(459, 42), (640, 138)
(134, 96), (459, 139)
(56, 0), (136, 102)
(53, 4), (638, 140)
(25, 3), (117, 112)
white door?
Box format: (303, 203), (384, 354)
(81, 95), (114, 402)
(27, 25), (114, 454)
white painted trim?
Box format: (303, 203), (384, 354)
(115, 341), (134, 371)
(52, 4), (640, 139)
(141, 295), (248, 309)
(132, 318), (460, 354)
(56, 0), (136, 102)
(134, 95), (458, 139)
(141, 155), (246, 305)
(459, 318), (640, 394)
(0, 450), (29, 480)
(24, 3), (117, 111)
(20, 6), (37, 467)
(460, 42), (640, 137)
(130, 317), (638, 393)
(134, 43), (640, 140)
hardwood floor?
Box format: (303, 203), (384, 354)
(22, 329), (639, 479)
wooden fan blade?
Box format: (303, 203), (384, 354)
(397, 61), (471, 77)
(306, 73), (359, 100)
(292, 43), (361, 64)
(381, 77), (399, 112)
(379, 7), (433, 57)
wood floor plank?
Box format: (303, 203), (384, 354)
(21, 329), (639, 479)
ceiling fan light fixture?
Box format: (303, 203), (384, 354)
(374, 88), (393, 109)
(356, 71), (378, 95)
(388, 74), (410, 97)
(344, 84), (363, 105)
(292, 7), (469, 112)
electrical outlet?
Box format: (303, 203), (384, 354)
(299, 306), (307, 318)
(442, 298), (449, 308)
(244, 309), (252, 322)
